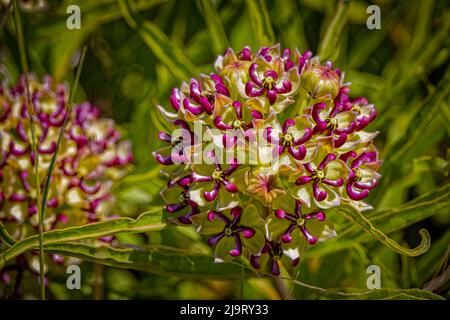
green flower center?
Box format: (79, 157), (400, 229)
(232, 119), (245, 129)
(224, 227), (233, 236)
(281, 133), (294, 146)
(326, 117), (338, 130)
(353, 168), (362, 181)
(312, 169), (325, 180)
(179, 192), (189, 203)
(296, 217), (306, 227)
(211, 169), (224, 181)
(262, 76), (275, 90)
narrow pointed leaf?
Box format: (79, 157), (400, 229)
(245, 0), (276, 46)
(329, 204), (431, 257)
(197, 0), (229, 55)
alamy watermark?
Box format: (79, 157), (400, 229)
(66, 5), (81, 30)
(366, 5), (381, 30)
(366, 264), (381, 289)
(66, 265), (81, 290)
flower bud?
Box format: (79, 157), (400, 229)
(300, 63), (340, 99)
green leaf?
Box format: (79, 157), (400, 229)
(346, 183), (450, 238)
(417, 231), (450, 286)
(329, 203), (431, 257)
(119, 0), (199, 81)
(245, 0), (276, 46)
(0, 207), (165, 268)
(317, 0), (349, 61)
(305, 183), (449, 259)
(196, 0), (229, 55)
(43, 243), (251, 279)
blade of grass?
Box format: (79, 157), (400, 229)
(245, 0), (276, 46)
(40, 46), (87, 238)
(317, 0), (348, 61)
(13, 0), (45, 299)
(196, 0), (229, 55)
(36, 46), (86, 299)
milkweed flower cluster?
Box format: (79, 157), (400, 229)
(0, 75), (133, 287)
(155, 44), (381, 276)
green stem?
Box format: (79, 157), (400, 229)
(40, 47), (87, 215)
(13, 0), (45, 299)
(37, 46), (86, 299)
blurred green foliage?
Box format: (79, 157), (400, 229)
(0, 0), (449, 299)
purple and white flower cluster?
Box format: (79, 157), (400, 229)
(155, 44), (381, 276)
(0, 75), (133, 286)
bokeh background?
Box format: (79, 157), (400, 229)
(0, 0), (449, 299)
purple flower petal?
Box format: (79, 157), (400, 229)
(304, 211), (326, 221)
(245, 81), (265, 97)
(214, 116), (233, 130)
(207, 232), (226, 246)
(288, 145), (306, 160)
(294, 128), (312, 145)
(346, 183), (369, 200)
(267, 89), (277, 105)
(166, 203), (186, 213)
(322, 178), (344, 187)
(155, 153), (173, 165)
(38, 142), (57, 154)
(183, 98), (203, 115)
(333, 133), (347, 148)
(204, 182), (220, 201)
(223, 180), (238, 193)
(296, 175), (312, 185)
(318, 153), (336, 170)
(229, 235), (242, 257)
(313, 181), (327, 201)
(169, 88), (181, 111)
(300, 226), (317, 244)
(275, 209), (285, 219)
(248, 63), (262, 85)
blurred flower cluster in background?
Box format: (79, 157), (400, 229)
(0, 74), (132, 297)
